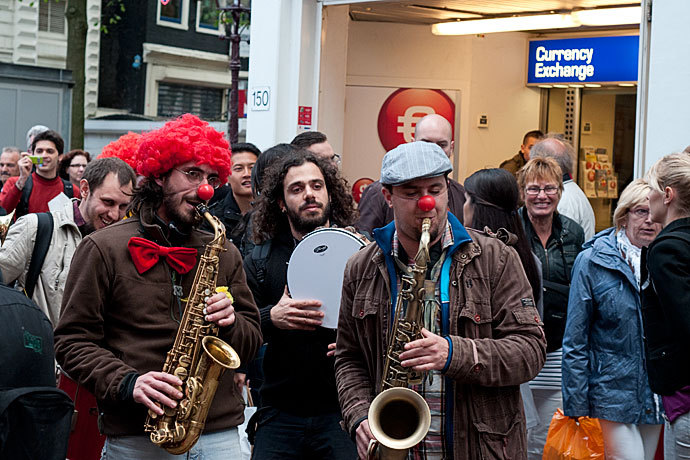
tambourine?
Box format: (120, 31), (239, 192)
(287, 228), (366, 329)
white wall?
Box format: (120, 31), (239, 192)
(338, 18), (541, 183)
(639, 0), (690, 173)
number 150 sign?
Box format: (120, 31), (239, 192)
(250, 87), (270, 111)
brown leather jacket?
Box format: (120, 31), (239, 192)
(335, 222), (546, 459)
(54, 207), (262, 436)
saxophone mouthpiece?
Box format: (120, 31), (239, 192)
(417, 195), (435, 212)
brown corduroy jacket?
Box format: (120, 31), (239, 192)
(335, 226), (546, 459)
(54, 208), (262, 436)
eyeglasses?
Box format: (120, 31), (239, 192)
(331, 153), (341, 165)
(174, 168), (222, 189)
(629, 208), (650, 218)
(525, 185), (559, 196)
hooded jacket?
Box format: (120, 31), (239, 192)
(562, 227), (663, 424)
(0, 198), (81, 326)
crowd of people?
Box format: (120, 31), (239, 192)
(0, 114), (688, 460)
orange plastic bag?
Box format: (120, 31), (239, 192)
(542, 408), (604, 460)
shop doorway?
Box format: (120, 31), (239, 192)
(546, 87), (637, 231)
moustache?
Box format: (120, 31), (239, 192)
(299, 200), (323, 212)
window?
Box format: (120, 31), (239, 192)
(157, 0), (189, 30)
(157, 82), (224, 120)
(38, 0), (66, 34)
(197, 0), (220, 33)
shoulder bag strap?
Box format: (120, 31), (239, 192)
(25, 212), (54, 299)
(17, 175), (34, 217)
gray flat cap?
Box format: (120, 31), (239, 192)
(380, 141), (452, 186)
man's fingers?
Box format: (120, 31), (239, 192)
(290, 299), (323, 310)
(150, 371), (183, 387)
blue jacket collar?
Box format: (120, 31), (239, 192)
(587, 227), (638, 288)
(372, 212), (472, 268)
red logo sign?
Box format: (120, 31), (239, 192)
(377, 89), (455, 152)
(352, 178), (374, 204)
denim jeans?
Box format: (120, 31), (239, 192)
(101, 428), (241, 460)
(665, 411), (690, 459)
(250, 408), (357, 460)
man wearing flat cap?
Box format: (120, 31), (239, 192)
(334, 141), (546, 459)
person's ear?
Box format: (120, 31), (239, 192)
(664, 186), (675, 206)
(79, 178), (89, 199)
(382, 186), (393, 208)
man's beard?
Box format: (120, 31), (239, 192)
(161, 193), (201, 233)
(286, 200), (331, 235)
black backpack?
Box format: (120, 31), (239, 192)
(0, 286), (73, 460)
(16, 175), (73, 218)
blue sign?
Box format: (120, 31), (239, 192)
(527, 36), (639, 84)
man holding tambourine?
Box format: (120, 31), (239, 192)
(243, 151), (359, 459)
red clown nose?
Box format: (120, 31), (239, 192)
(197, 184), (215, 202)
(417, 195), (436, 212)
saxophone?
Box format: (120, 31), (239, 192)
(367, 216), (433, 460)
(144, 205), (241, 454)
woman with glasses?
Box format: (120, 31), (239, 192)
(562, 179), (663, 460)
(642, 153), (690, 459)
(59, 149), (91, 198)
(517, 157), (585, 460)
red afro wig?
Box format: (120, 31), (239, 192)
(136, 114), (232, 182)
(100, 132), (141, 169)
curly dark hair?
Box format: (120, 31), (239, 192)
(252, 151), (357, 243)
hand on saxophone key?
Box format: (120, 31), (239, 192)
(355, 419), (375, 460)
(270, 286), (323, 331)
(133, 371), (185, 415)
(399, 328), (450, 371)
(204, 291), (236, 327)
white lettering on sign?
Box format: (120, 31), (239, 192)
(396, 106), (435, 142)
(534, 46), (595, 81)
(250, 87), (270, 111)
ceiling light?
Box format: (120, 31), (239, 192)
(553, 84), (569, 88)
(573, 7), (641, 26)
(618, 83), (636, 87)
(585, 84), (602, 88)
(538, 85), (553, 89)
(432, 13), (577, 35)
(432, 6), (641, 36)
(569, 84), (584, 88)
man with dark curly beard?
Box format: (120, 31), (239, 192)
(244, 151), (358, 459)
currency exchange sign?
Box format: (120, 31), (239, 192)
(377, 88), (455, 152)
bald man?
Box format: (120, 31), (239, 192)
(356, 114), (465, 235)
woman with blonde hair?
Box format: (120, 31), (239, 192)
(642, 152), (690, 459)
(517, 157), (585, 459)
(562, 179), (663, 460)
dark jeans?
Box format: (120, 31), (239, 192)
(250, 408), (357, 460)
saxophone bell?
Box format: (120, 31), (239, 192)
(367, 198), (436, 459)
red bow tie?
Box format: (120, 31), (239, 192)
(127, 237), (197, 275)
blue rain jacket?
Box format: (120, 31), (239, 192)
(562, 227), (663, 424)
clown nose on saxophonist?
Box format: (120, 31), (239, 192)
(53, 114), (263, 458)
(335, 141), (546, 459)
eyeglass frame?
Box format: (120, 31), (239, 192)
(174, 167), (222, 189)
(524, 185), (560, 196)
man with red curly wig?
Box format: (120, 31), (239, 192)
(54, 114), (263, 459)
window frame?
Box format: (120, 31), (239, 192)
(38, 0), (67, 36)
(195, 0), (223, 36)
(156, 0), (190, 31)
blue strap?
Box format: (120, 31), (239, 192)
(440, 255), (453, 336)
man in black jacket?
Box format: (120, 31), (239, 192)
(244, 151), (358, 459)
